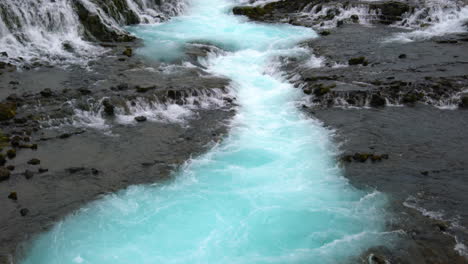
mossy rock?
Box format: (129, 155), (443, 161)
(123, 48), (133, 57)
(232, 4), (275, 19)
(0, 102), (16, 121)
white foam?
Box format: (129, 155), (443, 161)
(386, 1), (468, 42)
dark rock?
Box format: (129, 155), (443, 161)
(91, 168), (99, 175)
(0, 102), (17, 121)
(78, 88), (92, 95)
(232, 5), (274, 19)
(434, 220), (449, 232)
(398, 54), (407, 59)
(350, 14), (359, 22)
(0, 167), (11, 182)
(20, 208), (29, 216)
(369, 94), (386, 108)
(135, 116), (147, 122)
(0, 154), (6, 166)
(459, 95), (468, 109)
(40, 88), (53, 97)
(123, 48), (133, 57)
(135, 85), (156, 93)
(402, 92), (423, 104)
(102, 99), (115, 116)
(6, 149), (16, 159)
(38, 168), (48, 173)
(319, 30), (331, 36)
(62, 42), (74, 52)
(0, 52), (7, 57)
(421, 171), (429, 176)
(24, 170), (34, 179)
(353, 153), (370, 162)
(27, 158), (40, 165)
(8, 192), (17, 201)
(59, 133), (71, 139)
(348, 56), (368, 66)
(6, 165), (15, 171)
(67, 167), (86, 174)
(369, 254), (387, 264)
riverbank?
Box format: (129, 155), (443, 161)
(0, 43), (235, 261)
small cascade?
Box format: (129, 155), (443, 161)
(0, 0), (187, 65)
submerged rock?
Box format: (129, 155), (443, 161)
(20, 208), (29, 217)
(102, 99), (115, 116)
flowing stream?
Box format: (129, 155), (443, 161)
(20, 0), (394, 263)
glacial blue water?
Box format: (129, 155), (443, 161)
(20, 0), (393, 263)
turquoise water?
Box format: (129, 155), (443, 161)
(20, 0), (391, 263)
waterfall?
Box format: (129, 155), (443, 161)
(0, 0), (187, 65)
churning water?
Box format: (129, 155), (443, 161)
(20, 0), (393, 263)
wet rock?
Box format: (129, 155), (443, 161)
(6, 165), (15, 171)
(0, 102), (17, 121)
(8, 192), (17, 201)
(78, 88), (92, 95)
(369, 1), (412, 23)
(58, 133), (71, 139)
(369, 253), (387, 264)
(398, 54), (407, 59)
(433, 220), (450, 232)
(24, 170), (34, 179)
(102, 99), (115, 116)
(135, 116), (147, 122)
(20, 208), (29, 217)
(421, 171), (429, 176)
(348, 56), (368, 66)
(353, 152), (370, 162)
(0, 154), (6, 166)
(369, 94), (386, 108)
(319, 30), (331, 36)
(62, 42), (74, 52)
(123, 47), (133, 57)
(135, 85), (156, 93)
(67, 167), (86, 174)
(350, 14), (359, 23)
(0, 52), (7, 57)
(6, 149), (16, 159)
(40, 88), (53, 97)
(0, 167), (11, 182)
(91, 168), (99, 175)
(402, 92), (423, 104)
(459, 95), (468, 109)
(312, 84), (335, 97)
(232, 5), (273, 19)
(38, 168), (48, 174)
(27, 158), (40, 165)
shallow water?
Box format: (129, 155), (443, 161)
(20, 0), (393, 263)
